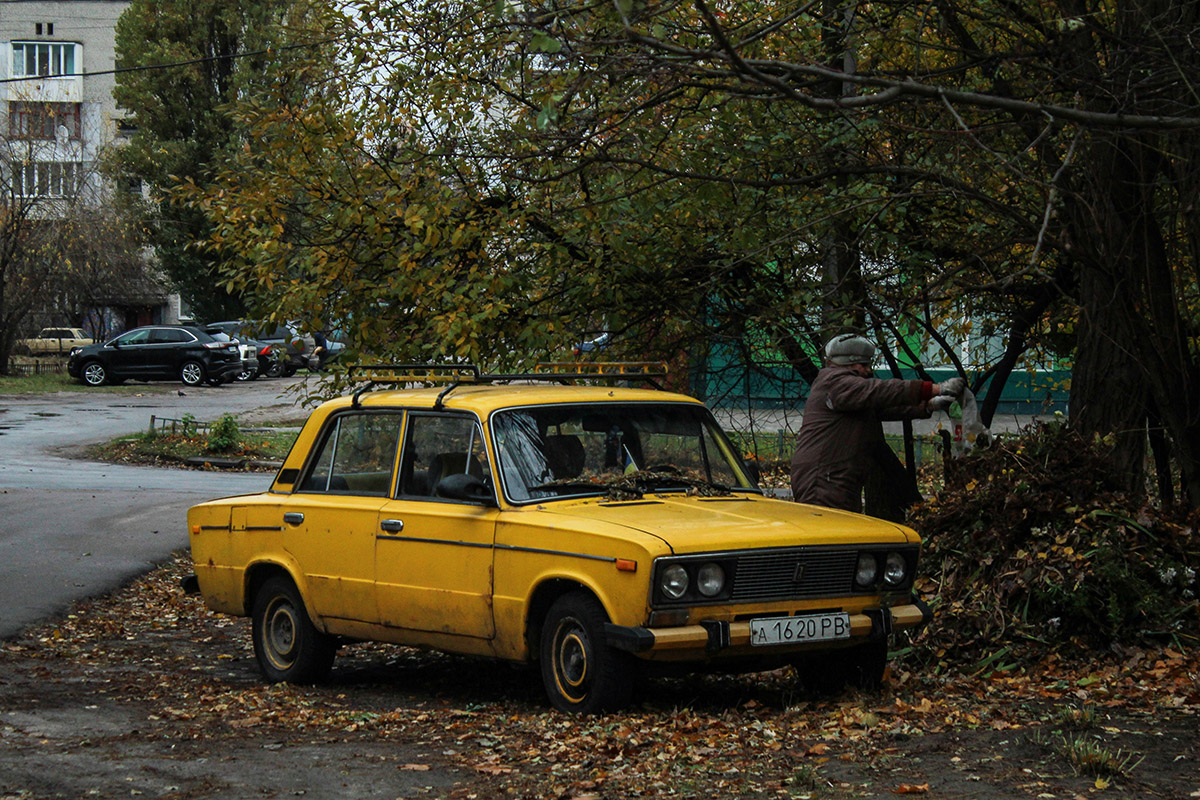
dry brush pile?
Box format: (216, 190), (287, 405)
(908, 422), (1200, 666)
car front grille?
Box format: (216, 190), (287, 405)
(730, 548), (858, 601)
(651, 544), (919, 607)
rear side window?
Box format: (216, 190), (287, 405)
(150, 328), (191, 344)
(298, 413), (403, 496)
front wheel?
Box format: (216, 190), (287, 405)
(235, 368), (257, 382)
(251, 576), (336, 683)
(81, 360), (108, 386)
(180, 360), (206, 387)
(540, 592), (634, 714)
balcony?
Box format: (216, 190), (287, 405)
(6, 75), (82, 104)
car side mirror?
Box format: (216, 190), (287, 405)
(435, 473), (497, 506)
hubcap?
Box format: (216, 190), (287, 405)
(83, 364), (104, 385)
(181, 364), (202, 384)
(264, 598), (298, 669)
(553, 619), (590, 702)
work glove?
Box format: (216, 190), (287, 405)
(937, 377), (965, 397)
(928, 395), (955, 412)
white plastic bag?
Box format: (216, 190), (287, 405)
(952, 387), (991, 456)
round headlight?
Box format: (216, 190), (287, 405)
(696, 563), (725, 597)
(661, 564), (690, 600)
(883, 552), (908, 585)
(855, 553), (878, 587)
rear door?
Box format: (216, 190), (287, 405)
(144, 327), (192, 377)
(279, 411), (405, 623)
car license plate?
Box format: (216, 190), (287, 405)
(749, 613), (851, 646)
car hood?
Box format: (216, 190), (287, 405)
(532, 493), (917, 555)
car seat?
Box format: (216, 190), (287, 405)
(543, 434), (585, 479)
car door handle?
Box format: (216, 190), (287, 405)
(283, 512), (305, 525)
(379, 519), (404, 534)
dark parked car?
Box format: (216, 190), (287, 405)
(207, 320), (313, 376)
(202, 323), (278, 380)
(67, 325), (243, 387)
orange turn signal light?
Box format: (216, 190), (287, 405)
(615, 558), (637, 572)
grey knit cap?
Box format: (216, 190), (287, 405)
(825, 333), (876, 366)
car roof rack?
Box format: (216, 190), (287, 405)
(346, 362), (669, 408)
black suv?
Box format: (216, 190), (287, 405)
(67, 325), (243, 387)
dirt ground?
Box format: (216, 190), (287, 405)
(1, 554), (1197, 800)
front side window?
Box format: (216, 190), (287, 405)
(493, 403), (752, 504)
(11, 42), (76, 77)
(298, 413), (403, 496)
(111, 329), (151, 346)
(398, 414), (491, 499)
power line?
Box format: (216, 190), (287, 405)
(0, 36), (339, 85)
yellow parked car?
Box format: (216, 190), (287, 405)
(185, 364), (931, 713)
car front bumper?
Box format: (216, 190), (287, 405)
(605, 599), (932, 660)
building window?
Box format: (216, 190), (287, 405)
(12, 161), (82, 198)
(11, 41), (76, 78)
(8, 102), (82, 140)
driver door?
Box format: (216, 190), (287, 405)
(105, 329), (152, 377)
(375, 413), (497, 640)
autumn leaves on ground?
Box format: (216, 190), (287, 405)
(2, 424), (1198, 799)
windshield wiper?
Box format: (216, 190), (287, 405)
(629, 471), (732, 497)
(529, 470), (733, 501)
(529, 479), (613, 494)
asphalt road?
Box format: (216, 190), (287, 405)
(0, 377), (310, 638)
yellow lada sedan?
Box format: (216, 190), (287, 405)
(186, 364), (931, 713)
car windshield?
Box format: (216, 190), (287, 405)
(492, 402), (754, 503)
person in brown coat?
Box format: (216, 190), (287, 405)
(790, 334), (963, 513)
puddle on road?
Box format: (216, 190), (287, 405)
(31, 412), (61, 418)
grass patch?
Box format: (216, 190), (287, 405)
(0, 371), (171, 396)
(1054, 705), (1098, 730)
(89, 425), (298, 469)
(1053, 735), (1143, 777)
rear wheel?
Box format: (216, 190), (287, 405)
(81, 360), (108, 386)
(180, 360), (206, 387)
(540, 592), (634, 713)
(251, 576), (336, 683)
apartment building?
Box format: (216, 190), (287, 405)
(1, 0), (181, 334)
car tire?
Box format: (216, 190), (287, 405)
(282, 362), (297, 378)
(235, 368), (257, 382)
(81, 360), (108, 386)
(792, 639), (887, 696)
(264, 357), (283, 378)
(207, 376), (225, 387)
(540, 592), (634, 714)
(251, 575), (336, 684)
(180, 360), (207, 387)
